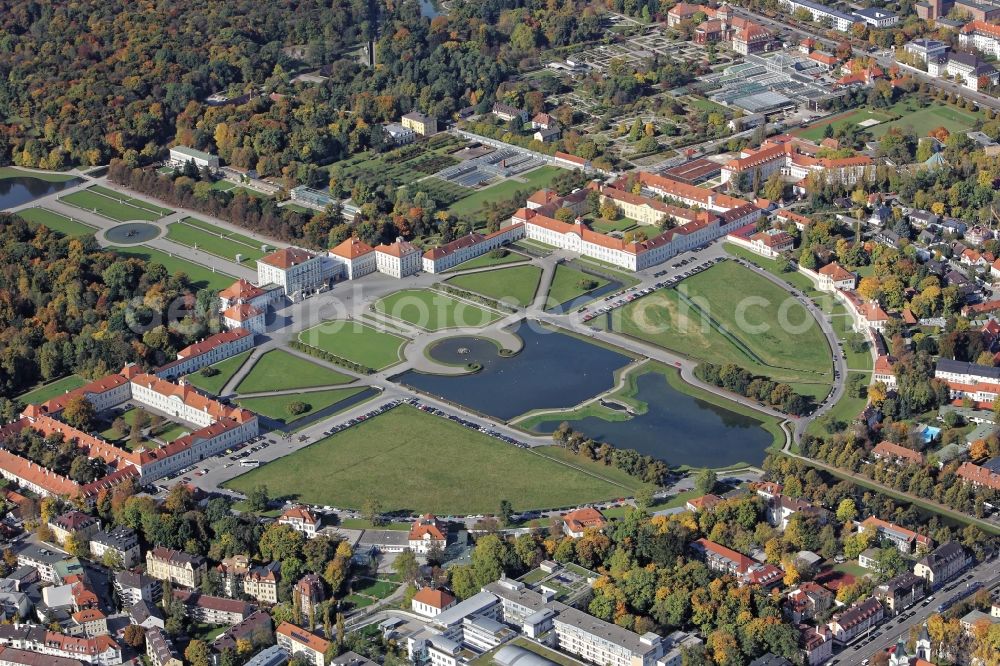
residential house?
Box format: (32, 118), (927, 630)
(955, 460), (1000, 490)
(408, 515), (447, 554)
(690, 539), (784, 588)
(799, 625), (834, 666)
(294, 574), (325, 622)
(127, 600), (163, 629)
(685, 494), (722, 513)
(145, 546), (206, 589)
(783, 582), (834, 623)
(872, 442), (924, 466)
(561, 508), (607, 538)
(48, 512), (100, 547)
(492, 104), (527, 123)
(113, 571), (160, 607)
(276, 622), (330, 666)
(243, 563), (281, 605)
(765, 494), (828, 531)
(873, 355), (898, 391)
(278, 506), (320, 539)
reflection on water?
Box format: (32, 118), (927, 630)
(532, 371), (773, 467)
(0, 176), (82, 210)
(396, 323), (632, 420)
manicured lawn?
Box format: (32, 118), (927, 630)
(236, 350), (353, 393)
(723, 243), (819, 294)
(16, 375), (85, 405)
(833, 561), (869, 578)
(16, 207), (96, 237)
(353, 578), (398, 599)
(337, 518), (412, 531)
(152, 422), (190, 442)
(298, 321), (407, 370)
(795, 108), (892, 143)
(599, 261), (832, 384)
(223, 405), (631, 513)
(0, 167), (77, 182)
(590, 217), (638, 233)
(165, 218), (267, 263)
(110, 247), (234, 291)
(807, 372), (868, 436)
(237, 387), (370, 425)
(444, 250), (529, 272)
(445, 265), (543, 307)
(546, 264), (610, 307)
(62, 185), (171, 221)
(185, 350), (253, 396)
(344, 594), (375, 610)
(374, 289), (503, 331)
(449, 166), (563, 217)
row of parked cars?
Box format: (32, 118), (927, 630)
(320, 400), (405, 438)
(579, 257), (723, 322)
(413, 399), (530, 448)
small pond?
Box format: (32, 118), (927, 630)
(531, 371), (774, 468)
(396, 323), (632, 420)
(0, 175), (82, 210)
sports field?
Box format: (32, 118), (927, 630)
(165, 218), (267, 263)
(869, 101), (983, 138)
(237, 386), (372, 425)
(235, 350), (353, 393)
(546, 264), (610, 307)
(597, 261), (832, 383)
(61, 185), (172, 221)
(448, 166), (563, 217)
(16, 375), (85, 405)
(185, 350), (252, 395)
(223, 405), (636, 513)
(374, 289), (503, 331)
(111, 247), (234, 291)
(17, 208), (96, 237)
(445, 265), (542, 307)
(298, 321), (407, 370)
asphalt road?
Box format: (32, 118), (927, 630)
(833, 557), (1000, 666)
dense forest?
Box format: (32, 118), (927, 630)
(0, 0), (372, 168)
(0, 214), (220, 410)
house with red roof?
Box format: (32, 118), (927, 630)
(720, 136), (874, 192)
(408, 515), (447, 554)
(690, 538), (784, 589)
(873, 355), (897, 390)
(872, 442), (924, 466)
(685, 494), (723, 513)
(859, 516), (932, 554)
(221, 302), (265, 335)
(278, 506), (321, 539)
(155, 329), (255, 380)
(956, 461), (1000, 490)
(562, 507), (608, 538)
(276, 622), (330, 666)
(411, 587), (457, 618)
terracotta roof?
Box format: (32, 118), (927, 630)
(72, 608), (105, 623)
(961, 19), (1000, 38)
(872, 442), (924, 464)
(176, 329), (251, 360)
(330, 237), (375, 259)
(277, 622), (330, 653)
(956, 461), (1000, 490)
(422, 232), (487, 260)
(633, 172), (748, 210)
(694, 538), (754, 572)
(38, 373), (130, 416)
(375, 239), (420, 258)
(562, 507), (607, 533)
(554, 151), (588, 166)
(223, 303), (262, 322)
(860, 516), (932, 547)
(219, 279), (264, 302)
(818, 261), (855, 282)
(279, 505), (318, 525)
(130, 372), (249, 423)
(687, 494), (723, 511)
(259, 247), (316, 269)
(173, 588), (253, 616)
(413, 587), (455, 609)
(775, 208), (813, 227)
(409, 515), (446, 541)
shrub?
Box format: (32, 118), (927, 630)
(286, 401), (310, 416)
(199, 366), (220, 377)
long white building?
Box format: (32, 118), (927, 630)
(422, 226), (525, 274)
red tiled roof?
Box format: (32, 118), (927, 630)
(563, 507), (607, 533)
(277, 622), (330, 653)
(375, 239), (420, 258)
(219, 279), (264, 302)
(222, 304), (262, 322)
(694, 538), (754, 572)
(176, 329), (251, 360)
(818, 261), (855, 282)
(554, 151), (588, 166)
(259, 247), (316, 269)
(280, 506), (318, 525)
(413, 587), (455, 609)
(409, 515), (446, 541)
(956, 461), (1000, 490)
(872, 442), (924, 464)
(687, 494), (723, 511)
(860, 516), (932, 547)
(873, 355), (895, 376)
(39, 374), (130, 415)
(330, 237), (375, 259)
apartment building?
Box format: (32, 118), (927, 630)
(88, 527), (140, 568)
(113, 571), (160, 606)
(956, 461), (1000, 490)
(145, 547), (206, 589)
(913, 542), (970, 588)
(778, 0), (858, 31)
(0, 625), (121, 666)
(553, 606), (663, 666)
(48, 512), (100, 546)
(172, 589), (254, 626)
(858, 517), (933, 554)
(276, 622), (330, 666)
(145, 627), (181, 666)
(294, 574), (325, 621)
(874, 573), (926, 614)
(827, 599), (884, 643)
(960, 20), (1000, 57)
(243, 563), (281, 604)
(935, 358), (1000, 404)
